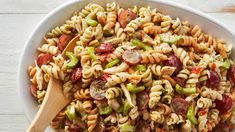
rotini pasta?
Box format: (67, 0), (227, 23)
(27, 2), (235, 131)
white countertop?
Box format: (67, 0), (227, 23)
(1, 0), (235, 131)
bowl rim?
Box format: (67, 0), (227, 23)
(17, 0), (235, 124)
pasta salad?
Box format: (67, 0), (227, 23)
(28, 2), (235, 132)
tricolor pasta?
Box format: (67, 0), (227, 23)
(27, 2), (235, 132)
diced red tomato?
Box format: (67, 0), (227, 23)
(191, 67), (203, 74)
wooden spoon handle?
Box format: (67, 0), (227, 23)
(27, 78), (71, 132)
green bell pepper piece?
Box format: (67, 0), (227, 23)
(186, 104), (198, 125)
(221, 59), (231, 69)
(160, 35), (182, 45)
(66, 51), (79, 69)
(87, 47), (97, 61)
(120, 123), (135, 132)
(65, 105), (77, 120)
(127, 83), (145, 93)
(99, 106), (113, 115)
(123, 100), (132, 115)
(175, 84), (196, 95)
(134, 64), (146, 72)
(85, 16), (98, 27)
(131, 39), (153, 51)
(105, 59), (120, 68)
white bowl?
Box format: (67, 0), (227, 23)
(18, 0), (235, 131)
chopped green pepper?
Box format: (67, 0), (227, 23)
(186, 104), (198, 125)
(65, 105), (77, 120)
(127, 83), (145, 93)
(175, 84), (196, 95)
(87, 47), (97, 61)
(131, 39), (153, 51)
(134, 64), (146, 72)
(105, 59), (120, 68)
(221, 59), (231, 69)
(123, 100), (132, 115)
(66, 51), (79, 69)
(119, 123), (135, 132)
(116, 105), (123, 113)
(160, 34), (182, 45)
(99, 106), (112, 115)
(85, 16), (98, 27)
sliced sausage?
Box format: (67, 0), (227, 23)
(122, 50), (141, 65)
(173, 77), (186, 87)
(70, 68), (82, 83)
(137, 92), (149, 110)
(36, 53), (53, 67)
(136, 120), (151, 132)
(171, 97), (189, 118)
(95, 43), (114, 53)
(215, 95), (232, 114)
(90, 79), (107, 100)
(57, 34), (73, 51)
(207, 70), (220, 89)
(212, 122), (230, 132)
(118, 9), (137, 28)
(164, 55), (182, 75)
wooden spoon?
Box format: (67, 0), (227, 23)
(27, 36), (79, 132)
(27, 78), (71, 132)
(62, 35), (80, 58)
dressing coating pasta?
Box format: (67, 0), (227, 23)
(27, 2), (235, 132)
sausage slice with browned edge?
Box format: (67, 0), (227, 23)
(118, 9), (137, 28)
(171, 97), (189, 118)
(57, 34), (73, 51)
(122, 50), (141, 65)
(90, 79), (107, 100)
(71, 68), (82, 83)
(36, 53), (53, 67)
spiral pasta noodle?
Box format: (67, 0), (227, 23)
(149, 80), (163, 109)
(27, 2), (235, 131)
(106, 87), (123, 99)
(141, 50), (168, 64)
(74, 88), (90, 100)
(106, 72), (130, 87)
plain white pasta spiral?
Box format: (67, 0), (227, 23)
(41, 63), (65, 80)
(161, 15), (172, 33)
(38, 44), (59, 55)
(106, 72), (130, 87)
(172, 44), (193, 67)
(148, 64), (176, 77)
(177, 69), (190, 80)
(104, 62), (129, 74)
(197, 97), (213, 109)
(106, 87), (123, 99)
(149, 80), (163, 109)
(201, 86), (222, 101)
(150, 111), (164, 124)
(166, 113), (184, 125)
